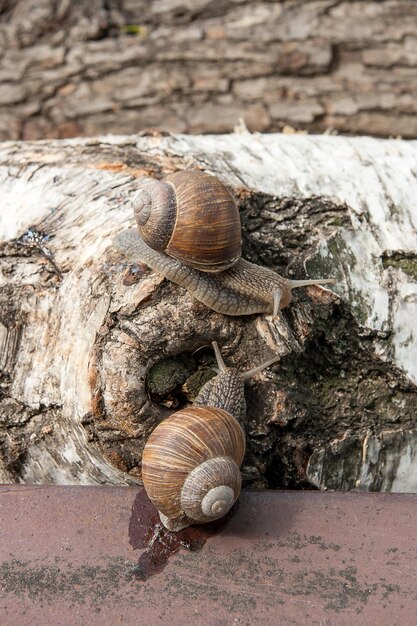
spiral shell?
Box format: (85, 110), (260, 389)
(141, 405), (245, 528)
(133, 171), (242, 273)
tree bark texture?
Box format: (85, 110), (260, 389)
(1, 0), (417, 141)
(0, 132), (416, 492)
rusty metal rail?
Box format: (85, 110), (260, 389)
(1, 485), (416, 625)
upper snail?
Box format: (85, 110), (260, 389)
(133, 171), (242, 272)
(115, 170), (335, 316)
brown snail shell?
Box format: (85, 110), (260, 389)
(141, 405), (245, 530)
(133, 171), (242, 273)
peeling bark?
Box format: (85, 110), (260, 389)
(0, 132), (416, 492)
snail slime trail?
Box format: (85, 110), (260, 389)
(128, 489), (237, 581)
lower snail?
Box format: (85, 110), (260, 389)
(114, 170), (335, 316)
(141, 342), (279, 531)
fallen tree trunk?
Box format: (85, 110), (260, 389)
(0, 132), (416, 491)
(1, 1), (417, 140)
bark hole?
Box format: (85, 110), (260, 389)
(145, 348), (217, 408)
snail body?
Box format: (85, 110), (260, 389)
(115, 228), (334, 316)
(115, 170), (334, 317)
(141, 342), (279, 531)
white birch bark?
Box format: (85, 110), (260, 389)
(0, 133), (416, 491)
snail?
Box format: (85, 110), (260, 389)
(141, 341), (280, 531)
(114, 170), (335, 316)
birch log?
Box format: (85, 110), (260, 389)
(0, 133), (416, 492)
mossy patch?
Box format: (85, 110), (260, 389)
(145, 349), (217, 406)
(382, 251), (417, 281)
(182, 367), (217, 401)
(146, 354), (195, 397)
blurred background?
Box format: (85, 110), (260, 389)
(1, 0), (416, 142)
